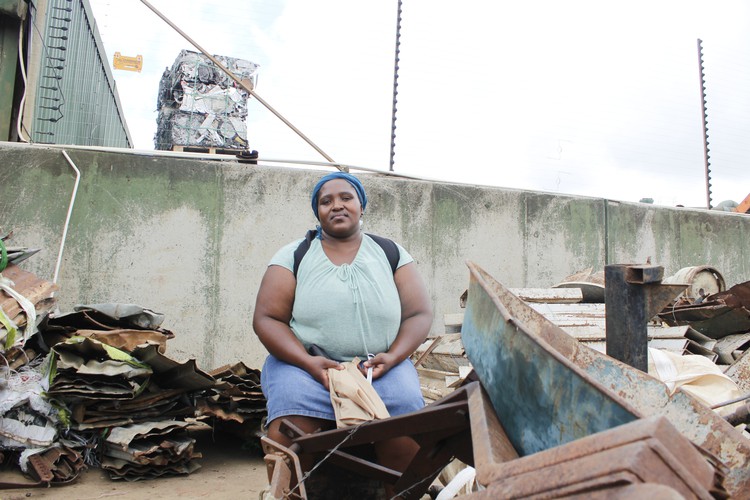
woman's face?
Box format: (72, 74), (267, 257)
(317, 179), (363, 238)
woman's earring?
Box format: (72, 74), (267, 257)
(359, 213), (364, 228)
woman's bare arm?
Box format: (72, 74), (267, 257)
(364, 262), (433, 378)
(252, 265), (341, 388)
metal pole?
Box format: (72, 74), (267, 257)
(140, 0), (345, 171)
(388, 0), (403, 172)
(696, 39), (712, 209)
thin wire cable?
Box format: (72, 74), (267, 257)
(287, 425), (360, 496)
(52, 150), (81, 287)
(15, 142), (444, 183)
(710, 392), (750, 409)
(16, 21), (29, 142)
(391, 462), (448, 500)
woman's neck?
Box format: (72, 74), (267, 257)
(320, 229), (362, 245)
(320, 230), (363, 265)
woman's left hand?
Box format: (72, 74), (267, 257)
(361, 351), (398, 380)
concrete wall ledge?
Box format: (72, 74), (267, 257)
(1, 142), (748, 369)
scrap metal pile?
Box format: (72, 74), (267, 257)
(264, 262), (746, 499)
(155, 49), (260, 151)
(414, 265), (750, 418)
(0, 249), (266, 487)
(409, 264), (750, 497)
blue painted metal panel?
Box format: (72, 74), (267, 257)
(461, 262), (639, 456)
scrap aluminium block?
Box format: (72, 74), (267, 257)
(155, 50), (259, 151)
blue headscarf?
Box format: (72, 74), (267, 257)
(310, 172), (367, 220)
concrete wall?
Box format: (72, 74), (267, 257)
(2, 142), (748, 370)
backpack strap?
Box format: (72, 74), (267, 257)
(292, 229), (318, 278)
(292, 230), (400, 278)
(365, 233), (400, 274)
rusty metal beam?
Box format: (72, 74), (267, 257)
(463, 262), (640, 457)
(604, 264), (685, 371)
(475, 416), (724, 498)
(290, 399), (469, 453)
(624, 265), (664, 284)
(261, 437), (307, 499)
(467, 382), (520, 485)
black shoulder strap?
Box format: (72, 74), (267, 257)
(292, 230), (400, 278)
(292, 229), (318, 278)
(366, 233), (400, 274)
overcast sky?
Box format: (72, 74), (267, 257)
(88, 0), (750, 208)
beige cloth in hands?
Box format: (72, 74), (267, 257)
(328, 357), (390, 428)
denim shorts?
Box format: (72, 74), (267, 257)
(261, 354), (425, 423)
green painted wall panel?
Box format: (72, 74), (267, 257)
(30, 0), (131, 147)
(0, 17), (19, 140)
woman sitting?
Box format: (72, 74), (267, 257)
(253, 171), (433, 480)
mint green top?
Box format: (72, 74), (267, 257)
(269, 234), (413, 361)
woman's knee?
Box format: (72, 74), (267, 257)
(267, 415), (335, 446)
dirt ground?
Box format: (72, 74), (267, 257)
(0, 428), (269, 500)
(0, 428), (453, 499)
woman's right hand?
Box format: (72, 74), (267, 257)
(305, 355), (344, 390)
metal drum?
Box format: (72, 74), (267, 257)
(663, 266), (725, 302)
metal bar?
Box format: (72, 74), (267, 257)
(140, 0), (345, 171)
(605, 264), (651, 371)
(292, 399), (469, 452)
(467, 382), (519, 486)
(624, 265), (663, 284)
(326, 450), (400, 483)
(710, 391), (750, 410)
(53, 151), (81, 287)
(388, 0), (403, 172)
(696, 39), (712, 209)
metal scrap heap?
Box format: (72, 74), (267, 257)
(154, 49), (260, 151)
(0, 256), (266, 487)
